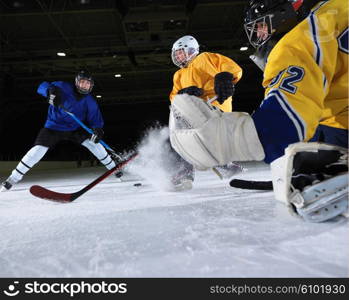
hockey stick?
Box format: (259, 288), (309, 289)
(230, 179), (273, 190)
(207, 95), (218, 105)
(59, 106), (122, 160)
(29, 152), (138, 203)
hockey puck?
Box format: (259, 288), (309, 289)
(134, 183), (142, 187)
(115, 171), (123, 178)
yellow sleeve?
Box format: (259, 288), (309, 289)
(169, 71), (181, 102)
(206, 52), (243, 83)
(204, 53), (242, 111)
(264, 49), (324, 140)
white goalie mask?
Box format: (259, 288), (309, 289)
(171, 35), (199, 68)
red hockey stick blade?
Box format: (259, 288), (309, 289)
(30, 153), (138, 203)
(30, 185), (73, 203)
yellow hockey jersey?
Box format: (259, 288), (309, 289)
(169, 52), (243, 112)
(252, 0), (348, 163)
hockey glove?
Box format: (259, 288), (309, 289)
(47, 86), (62, 107)
(178, 86), (204, 97)
(214, 72), (235, 104)
(90, 128), (104, 143)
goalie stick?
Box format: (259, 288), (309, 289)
(229, 179), (273, 190)
(30, 153), (138, 203)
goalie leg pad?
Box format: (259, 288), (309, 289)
(169, 94), (265, 170)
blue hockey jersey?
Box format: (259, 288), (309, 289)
(37, 81), (104, 131)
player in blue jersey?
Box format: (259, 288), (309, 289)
(1, 71), (117, 191)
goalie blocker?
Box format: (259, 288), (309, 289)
(271, 143), (348, 223)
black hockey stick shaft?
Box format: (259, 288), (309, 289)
(30, 153), (138, 203)
(229, 179), (273, 190)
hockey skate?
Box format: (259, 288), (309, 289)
(170, 164), (194, 191)
(110, 154), (124, 181)
(0, 177), (16, 192)
(214, 162), (246, 179)
(162, 137), (195, 191)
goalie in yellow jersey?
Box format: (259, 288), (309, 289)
(166, 35), (244, 190)
(169, 0), (348, 221)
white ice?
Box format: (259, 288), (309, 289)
(0, 128), (348, 277)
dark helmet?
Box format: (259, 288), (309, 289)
(244, 0), (320, 70)
(75, 70), (94, 94)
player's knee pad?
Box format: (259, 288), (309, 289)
(271, 142), (348, 222)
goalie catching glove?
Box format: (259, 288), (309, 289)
(271, 142), (348, 223)
(169, 93), (265, 170)
(214, 72), (235, 104)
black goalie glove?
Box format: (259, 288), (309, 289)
(47, 86), (62, 107)
(90, 128), (104, 143)
(178, 86), (204, 97)
(214, 72), (235, 104)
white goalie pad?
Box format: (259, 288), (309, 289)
(271, 142), (348, 222)
(169, 94), (265, 170)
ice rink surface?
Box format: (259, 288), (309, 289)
(1, 160), (348, 278)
